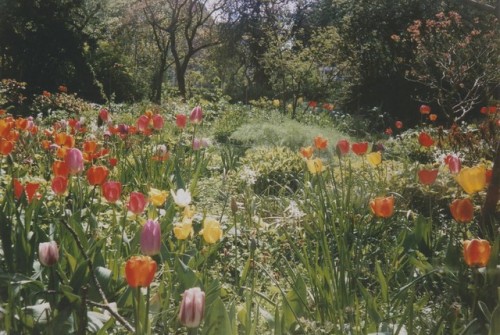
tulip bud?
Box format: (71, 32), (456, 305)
(189, 106), (203, 124)
(176, 114), (187, 128)
(65, 148), (84, 175)
(51, 176), (68, 195)
(128, 191), (148, 215)
(336, 139), (350, 156)
(152, 114), (164, 130)
(102, 181), (122, 203)
(39, 241), (59, 266)
(140, 220), (161, 256)
(179, 287), (205, 328)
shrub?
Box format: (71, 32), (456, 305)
(238, 146), (304, 195)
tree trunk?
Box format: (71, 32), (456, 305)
(151, 52), (168, 104)
(480, 142), (500, 240)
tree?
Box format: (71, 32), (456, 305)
(141, 0), (226, 101)
(261, 26), (343, 117)
(398, 11), (498, 121)
(0, 0), (105, 101)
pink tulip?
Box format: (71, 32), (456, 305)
(99, 108), (110, 123)
(137, 115), (150, 132)
(140, 219), (161, 256)
(445, 154), (461, 174)
(189, 106), (203, 124)
(179, 287), (205, 328)
(39, 241), (59, 266)
(65, 148), (84, 175)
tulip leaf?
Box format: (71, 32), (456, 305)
(281, 275), (307, 332)
(489, 305), (500, 335)
(357, 280), (382, 324)
(201, 297), (232, 335)
(174, 258), (198, 290)
(375, 261), (388, 303)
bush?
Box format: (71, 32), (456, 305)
(238, 146), (304, 195)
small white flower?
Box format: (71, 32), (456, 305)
(240, 166), (257, 186)
(171, 188), (192, 208)
(285, 200), (305, 220)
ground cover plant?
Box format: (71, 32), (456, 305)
(0, 90), (498, 335)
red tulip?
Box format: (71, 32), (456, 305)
(480, 106), (488, 114)
(463, 239), (491, 267)
(25, 182), (40, 203)
(99, 108), (110, 123)
(351, 142), (368, 155)
(444, 154), (461, 174)
(308, 101), (317, 108)
(176, 114), (187, 128)
(13, 178), (23, 200)
(450, 198), (474, 223)
(109, 157), (118, 168)
(137, 115), (150, 132)
(102, 181), (122, 203)
(51, 176), (68, 195)
(418, 169), (438, 185)
(384, 128), (393, 136)
(127, 192), (148, 215)
(124, 255), (157, 288)
(418, 132), (434, 147)
(336, 139), (350, 156)
(420, 105), (431, 114)
(395, 121), (403, 129)
(152, 114), (164, 130)
(87, 165), (109, 186)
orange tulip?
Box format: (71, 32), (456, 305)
(300, 146), (314, 159)
(418, 169), (438, 185)
(87, 165), (109, 186)
(0, 140), (14, 155)
(429, 114), (437, 121)
(313, 136), (328, 150)
(124, 255), (157, 288)
(52, 160), (69, 177)
(83, 140), (98, 154)
(54, 133), (68, 146)
(463, 239), (491, 267)
(370, 195), (394, 218)
(450, 198), (474, 223)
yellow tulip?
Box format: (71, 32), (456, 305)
(173, 218), (194, 240)
(306, 158), (326, 174)
(183, 205), (196, 219)
(455, 165), (486, 194)
(272, 99), (280, 107)
(149, 188), (168, 207)
(366, 151), (382, 167)
(199, 218), (223, 244)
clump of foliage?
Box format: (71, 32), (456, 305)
(238, 146), (304, 195)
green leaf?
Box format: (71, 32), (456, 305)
(274, 304), (282, 335)
(174, 258), (198, 290)
(375, 261), (388, 303)
(489, 304), (500, 335)
(357, 280), (381, 324)
(281, 276), (307, 332)
(202, 297), (232, 335)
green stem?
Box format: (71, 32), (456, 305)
(135, 287), (141, 335)
(144, 286), (150, 335)
(187, 328), (198, 335)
